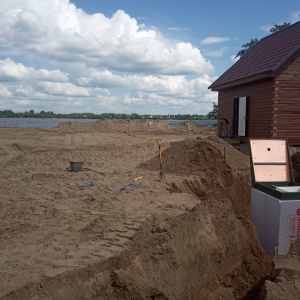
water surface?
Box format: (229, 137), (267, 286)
(0, 118), (216, 128)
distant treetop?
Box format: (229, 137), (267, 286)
(270, 22), (291, 33)
(235, 20), (296, 59)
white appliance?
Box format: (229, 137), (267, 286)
(250, 139), (300, 256)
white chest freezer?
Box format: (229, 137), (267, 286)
(250, 139), (300, 256)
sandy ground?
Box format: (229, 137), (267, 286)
(0, 119), (298, 299)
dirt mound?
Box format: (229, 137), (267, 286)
(57, 119), (169, 132)
(0, 126), (273, 300)
(140, 136), (251, 217)
(180, 121), (215, 134)
(57, 119), (217, 136)
(260, 239), (300, 299)
(3, 200), (272, 300)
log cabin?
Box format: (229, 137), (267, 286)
(209, 21), (300, 146)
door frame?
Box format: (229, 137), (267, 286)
(232, 96), (248, 136)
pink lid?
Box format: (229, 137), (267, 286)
(249, 139), (291, 182)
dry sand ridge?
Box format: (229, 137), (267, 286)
(0, 119), (299, 299)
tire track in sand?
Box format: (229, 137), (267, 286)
(0, 144), (26, 171)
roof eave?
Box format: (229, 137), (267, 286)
(209, 71), (275, 91)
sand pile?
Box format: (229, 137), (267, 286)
(260, 239), (300, 299)
(140, 136), (252, 217)
(0, 122), (285, 299)
(57, 119), (169, 132)
(57, 119), (216, 136)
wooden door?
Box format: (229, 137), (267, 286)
(232, 96), (247, 136)
(238, 96), (247, 136)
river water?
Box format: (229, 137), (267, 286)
(0, 118), (217, 129)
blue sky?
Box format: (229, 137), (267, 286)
(0, 1), (299, 115)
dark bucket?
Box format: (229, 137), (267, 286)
(70, 161), (83, 172)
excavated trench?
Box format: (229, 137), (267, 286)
(2, 199), (272, 300)
(2, 137), (277, 300)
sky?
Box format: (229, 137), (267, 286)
(0, 1), (299, 115)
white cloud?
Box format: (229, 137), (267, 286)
(78, 71), (213, 100)
(0, 0), (218, 114)
(0, 84), (12, 97)
(0, 3), (213, 75)
(260, 25), (272, 32)
(203, 47), (228, 58)
(231, 55), (239, 63)
(0, 59), (28, 81)
(38, 82), (90, 96)
(168, 27), (190, 32)
(0, 58), (68, 82)
(261, 15), (300, 33)
(200, 37), (230, 45)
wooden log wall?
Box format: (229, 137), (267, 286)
(274, 50), (300, 145)
(216, 49), (300, 145)
(218, 78), (275, 139)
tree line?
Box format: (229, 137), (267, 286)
(0, 109), (217, 120)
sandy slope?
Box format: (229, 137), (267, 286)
(0, 120), (286, 299)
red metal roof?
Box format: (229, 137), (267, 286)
(209, 21), (300, 90)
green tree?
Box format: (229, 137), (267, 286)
(270, 22), (291, 33)
(235, 20), (299, 59)
(235, 38), (259, 58)
(207, 102), (218, 119)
